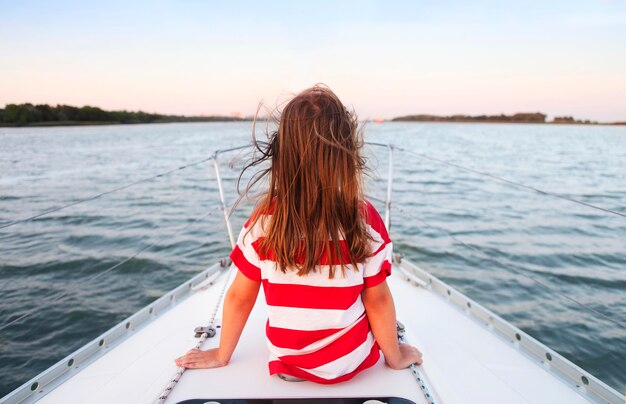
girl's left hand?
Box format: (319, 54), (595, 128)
(174, 348), (228, 369)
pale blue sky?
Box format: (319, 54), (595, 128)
(1, 1), (625, 121)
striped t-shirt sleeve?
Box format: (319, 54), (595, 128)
(230, 223), (262, 282)
(363, 201), (393, 288)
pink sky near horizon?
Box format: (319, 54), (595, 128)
(1, 1), (625, 122)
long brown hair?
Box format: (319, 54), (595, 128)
(241, 84), (371, 277)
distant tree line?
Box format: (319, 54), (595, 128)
(552, 116), (597, 125)
(393, 113), (548, 123)
(0, 103), (249, 126)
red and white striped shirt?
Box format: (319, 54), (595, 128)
(229, 200), (392, 384)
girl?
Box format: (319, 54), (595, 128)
(175, 85), (422, 383)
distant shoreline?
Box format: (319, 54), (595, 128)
(387, 119), (626, 126)
(391, 113), (625, 126)
(2, 103), (624, 127)
(0, 103), (252, 128)
(0, 119), (253, 128)
(2, 119), (625, 128)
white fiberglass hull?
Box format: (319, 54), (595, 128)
(3, 257), (622, 404)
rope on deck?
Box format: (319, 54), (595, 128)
(155, 258), (235, 404)
(397, 321), (436, 404)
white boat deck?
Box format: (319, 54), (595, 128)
(9, 259), (619, 404)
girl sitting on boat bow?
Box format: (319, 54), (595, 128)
(175, 84), (422, 383)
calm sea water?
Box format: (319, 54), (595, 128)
(0, 122), (625, 396)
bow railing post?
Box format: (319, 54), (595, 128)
(213, 155), (236, 249)
(384, 144), (394, 230)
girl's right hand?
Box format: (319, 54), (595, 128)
(385, 343), (423, 369)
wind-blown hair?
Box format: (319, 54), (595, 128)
(239, 84), (371, 277)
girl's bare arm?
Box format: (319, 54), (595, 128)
(362, 280), (423, 369)
(175, 270), (261, 368)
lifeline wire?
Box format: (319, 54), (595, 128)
(0, 205), (221, 332)
(395, 206), (626, 330)
(0, 156), (215, 230)
(395, 147), (626, 220)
